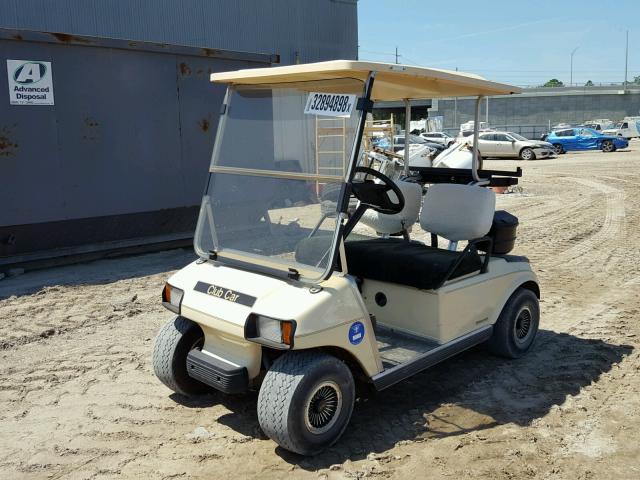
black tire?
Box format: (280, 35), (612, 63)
(488, 288), (539, 359)
(552, 143), (564, 155)
(601, 140), (615, 153)
(520, 147), (535, 161)
(257, 350), (355, 455)
(152, 316), (210, 396)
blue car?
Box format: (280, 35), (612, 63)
(546, 127), (628, 154)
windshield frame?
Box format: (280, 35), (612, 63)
(195, 73), (376, 284)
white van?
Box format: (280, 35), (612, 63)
(603, 117), (640, 139)
(582, 119), (614, 132)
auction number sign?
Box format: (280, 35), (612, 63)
(304, 92), (356, 117)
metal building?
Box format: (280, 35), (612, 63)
(430, 85), (640, 139)
(0, 0), (358, 267)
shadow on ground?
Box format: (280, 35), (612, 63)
(209, 329), (632, 470)
(0, 248), (196, 300)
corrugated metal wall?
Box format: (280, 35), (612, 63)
(0, 0), (358, 65)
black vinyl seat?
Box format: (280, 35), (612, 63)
(344, 238), (482, 290)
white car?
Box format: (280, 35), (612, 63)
(470, 131), (556, 160)
(420, 131), (455, 147)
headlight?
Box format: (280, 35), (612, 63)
(245, 314), (296, 349)
(162, 283), (184, 313)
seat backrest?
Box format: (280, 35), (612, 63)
(360, 179), (423, 235)
(420, 184), (495, 241)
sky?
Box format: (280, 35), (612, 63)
(357, 0), (639, 87)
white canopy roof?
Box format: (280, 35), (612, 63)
(210, 60), (521, 101)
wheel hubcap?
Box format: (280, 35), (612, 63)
(514, 307), (533, 344)
(554, 145), (562, 154)
(603, 142), (613, 152)
(304, 381), (343, 435)
(522, 150), (532, 159)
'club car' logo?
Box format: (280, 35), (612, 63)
(13, 62), (47, 85)
(194, 281), (256, 307)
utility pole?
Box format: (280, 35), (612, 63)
(624, 30), (629, 89)
(486, 96), (489, 125)
(395, 46), (399, 64)
(453, 67), (458, 129)
(570, 46), (579, 86)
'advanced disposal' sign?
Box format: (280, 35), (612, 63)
(7, 59), (55, 105)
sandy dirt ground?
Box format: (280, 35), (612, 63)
(1, 143), (640, 479)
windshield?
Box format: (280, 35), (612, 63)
(508, 132), (528, 141)
(194, 79), (365, 282)
(408, 134), (428, 144)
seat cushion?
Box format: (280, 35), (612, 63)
(344, 238), (482, 290)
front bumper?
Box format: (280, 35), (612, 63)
(186, 349), (249, 394)
(614, 139), (629, 149)
(532, 147), (555, 158)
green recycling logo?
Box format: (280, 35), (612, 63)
(13, 62), (48, 85)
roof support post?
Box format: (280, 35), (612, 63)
(472, 96), (484, 182)
(345, 72), (376, 182)
(404, 99), (411, 176)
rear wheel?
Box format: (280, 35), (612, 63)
(552, 143), (564, 155)
(152, 316), (209, 396)
(488, 288), (539, 359)
(257, 351), (355, 455)
(601, 140), (615, 153)
(520, 147), (535, 160)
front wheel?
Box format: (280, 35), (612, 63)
(552, 143), (564, 155)
(257, 351), (355, 455)
(488, 288), (539, 359)
(520, 147), (535, 161)
(601, 140), (616, 153)
(152, 316), (210, 396)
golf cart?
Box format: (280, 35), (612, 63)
(152, 61), (539, 455)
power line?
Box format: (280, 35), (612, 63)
(358, 49), (397, 57)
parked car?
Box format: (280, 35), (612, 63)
(546, 127), (628, 154)
(420, 131), (455, 147)
(468, 131), (555, 160)
(602, 117), (640, 139)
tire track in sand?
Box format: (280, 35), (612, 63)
(544, 177), (625, 270)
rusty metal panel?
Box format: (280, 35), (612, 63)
(0, 35), (269, 258)
(175, 56), (258, 201)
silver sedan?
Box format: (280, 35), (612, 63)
(470, 131), (556, 160)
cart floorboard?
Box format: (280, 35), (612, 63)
(375, 326), (439, 369)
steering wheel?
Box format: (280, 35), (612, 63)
(351, 166), (405, 214)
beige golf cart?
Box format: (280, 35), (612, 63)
(152, 61), (539, 455)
